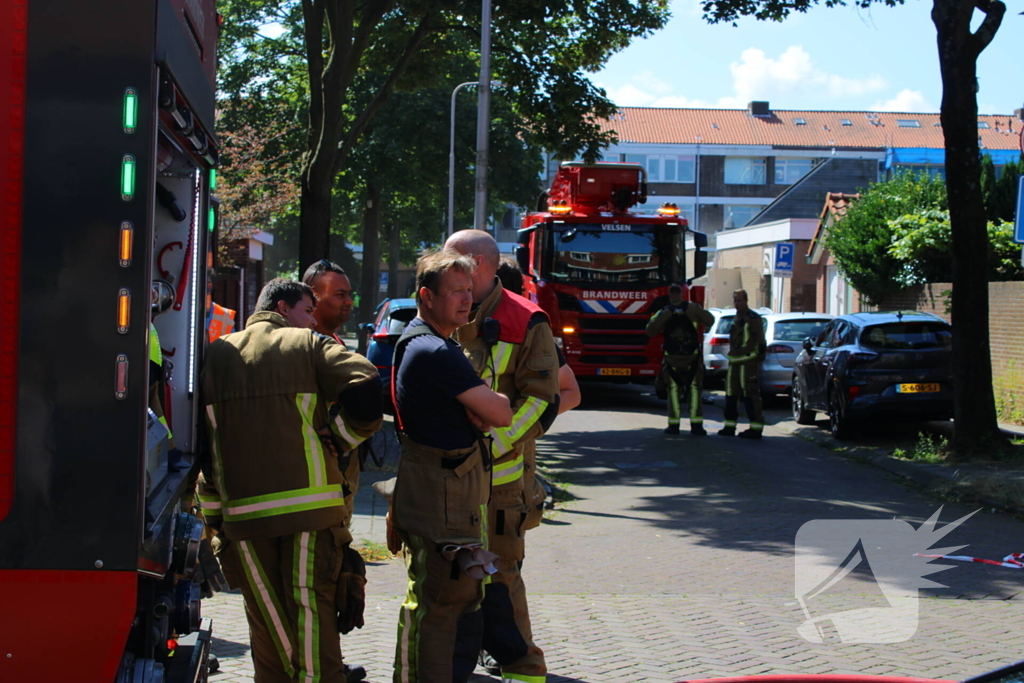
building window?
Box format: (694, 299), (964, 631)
(569, 252), (592, 262)
(896, 119), (921, 128)
(723, 205), (760, 229)
(626, 254), (651, 264)
(624, 154), (696, 183)
(978, 121), (991, 129)
(774, 158), (814, 185)
(840, 118), (852, 126)
(794, 118), (807, 125)
(724, 157), (767, 184)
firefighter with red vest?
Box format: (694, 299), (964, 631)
(447, 230), (561, 683)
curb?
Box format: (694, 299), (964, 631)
(776, 421), (1024, 517)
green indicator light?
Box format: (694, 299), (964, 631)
(121, 154), (136, 201)
(209, 169), (217, 191)
(208, 207), (215, 232)
(123, 88), (138, 134)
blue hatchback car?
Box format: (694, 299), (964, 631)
(361, 298), (418, 410)
(791, 311), (954, 439)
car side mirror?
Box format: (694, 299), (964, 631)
(802, 338), (814, 352)
(359, 322), (374, 333)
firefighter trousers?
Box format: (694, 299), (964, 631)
(724, 360), (763, 432)
(218, 525), (351, 683)
(480, 486), (546, 683)
(665, 356), (703, 428)
(393, 531), (486, 683)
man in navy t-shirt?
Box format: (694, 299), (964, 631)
(390, 249), (511, 683)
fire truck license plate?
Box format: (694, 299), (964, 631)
(897, 383), (939, 393)
(598, 368), (631, 376)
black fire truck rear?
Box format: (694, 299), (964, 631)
(0, 1), (222, 681)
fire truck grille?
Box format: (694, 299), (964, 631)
(575, 315), (651, 363)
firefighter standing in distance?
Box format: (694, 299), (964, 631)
(646, 283), (714, 436)
(446, 230), (561, 683)
(197, 279), (383, 683)
(389, 250), (512, 683)
(719, 288), (766, 439)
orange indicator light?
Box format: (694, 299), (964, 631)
(117, 288), (131, 334)
(119, 222), (133, 267)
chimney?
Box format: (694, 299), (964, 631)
(748, 101), (771, 117)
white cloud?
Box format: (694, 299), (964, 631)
(871, 89), (936, 112)
(730, 46), (887, 102)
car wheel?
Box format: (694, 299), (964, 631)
(792, 377), (815, 425)
(828, 388), (852, 440)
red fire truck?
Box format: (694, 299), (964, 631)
(0, 0), (222, 681)
(516, 162), (708, 381)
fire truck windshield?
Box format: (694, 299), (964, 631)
(547, 224), (679, 283)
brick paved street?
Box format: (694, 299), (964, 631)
(205, 385), (1024, 683)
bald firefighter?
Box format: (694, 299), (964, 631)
(446, 230), (561, 683)
(719, 288), (766, 439)
(197, 279), (383, 683)
(646, 283), (714, 436)
(390, 249), (512, 683)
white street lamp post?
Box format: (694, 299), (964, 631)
(448, 78), (501, 238)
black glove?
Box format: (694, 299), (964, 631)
(336, 545), (366, 634)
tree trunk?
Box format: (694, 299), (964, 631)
(932, 0), (1007, 457)
(387, 221), (402, 299)
(299, 171), (333, 268)
(359, 185), (382, 327)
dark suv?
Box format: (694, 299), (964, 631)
(791, 311), (953, 439)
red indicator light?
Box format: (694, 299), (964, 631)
(115, 354), (129, 400)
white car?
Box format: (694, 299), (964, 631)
(702, 307), (772, 380)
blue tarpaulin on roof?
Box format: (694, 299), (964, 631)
(886, 147), (1023, 168)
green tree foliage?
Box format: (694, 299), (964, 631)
(824, 172), (946, 305)
(216, 0), (670, 267)
(983, 154), (1024, 223)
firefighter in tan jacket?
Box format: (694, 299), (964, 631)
(719, 288), (766, 439)
(447, 230), (561, 683)
(197, 279), (383, 683)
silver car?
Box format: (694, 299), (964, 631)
(759, 312), (834, 398)
(702, 306), (773, 381)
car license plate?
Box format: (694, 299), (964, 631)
(598, 368), (631, 376)
(897, 383), (940, 393)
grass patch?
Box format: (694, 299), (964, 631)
(995, 361), (1024, 426)
(892, 432), (950, 464)
(355, 539), (394, 562)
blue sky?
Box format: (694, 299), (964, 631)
(593, 0), (1020, 115)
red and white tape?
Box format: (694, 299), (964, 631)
(915, 552), (1024, 569)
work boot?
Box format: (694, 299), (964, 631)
(343, 663), (367, 683)
(738, 429), (762, 440)
(690, 425), (707, 437)
(664, 425), (680, 435)
(478, 651), (501, 676)
(718, 427), (736, 437)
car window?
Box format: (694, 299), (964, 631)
(717, 316), (736, 335)
(815, 322), (835, 348)
(373, 302), (390, 328)
(387, 307), (418, 336)
(861, 322), (952, 350)
(772, 319), (831, 342)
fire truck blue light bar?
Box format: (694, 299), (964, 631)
(123, 88), (138, 134)
(121, 155), (136, 201)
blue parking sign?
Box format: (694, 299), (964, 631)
(1015, 175), (1024, 244)
(774, 242), (795, 278)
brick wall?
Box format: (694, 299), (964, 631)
(878, 281), (1024, 396)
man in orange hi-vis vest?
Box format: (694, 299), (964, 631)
(207, 301), (236, 343)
